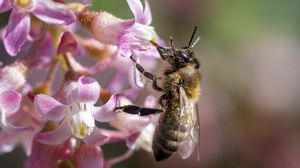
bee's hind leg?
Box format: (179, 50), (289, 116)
(115, 105), (162, 116)
(130, 55), (163, 91)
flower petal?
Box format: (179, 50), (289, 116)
(125, 132), (140, 149)
(78, 76), (100, 104)
(31, 33), (55, 69)
(127, 0), (151, 25)
(0, 132), (17, 154)
(74, 145), (104, 168)
(143, 0), (152, 25)
(100, 129), (127, 143)
(0, 90), (21, 114)
(0, 91), (35, 133)
(4, 9), (30, 56)
(61, 80), (79, 104)
(0, 0), (12, 13)
(1, 110), (34, 133)
(32, 1), (75, 25)
(57, 31), (77, 55)
(83, 128), (107, 146)
(35, 119), (71, 145)
(91, 11), (135, 45)
(93, 94), (119, 122)
(110, 112), (151, 134)
(34, 94), (66, 121)
(24, 137), (71, 168)
(127, 0), (143, 22)
(21, 133), (35, 156)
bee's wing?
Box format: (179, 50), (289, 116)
(178, 87), (200, 159)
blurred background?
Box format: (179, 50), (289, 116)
(1, 0), (300, 167)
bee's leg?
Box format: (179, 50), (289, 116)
(130, 56), (163, 91)
(115, 105), (162, 116)
(158, 94), (168, 109)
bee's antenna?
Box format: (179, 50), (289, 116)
(191, 36), (200, 48)
(187, 26), (198, 48)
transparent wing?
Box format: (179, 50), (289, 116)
(178, 87), (200, 159)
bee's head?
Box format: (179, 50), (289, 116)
(151, 27), (200, 69)
(173, 27), (200, 69)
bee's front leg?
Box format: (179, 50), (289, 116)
(114, 105), (162, 116)
(130, 55), (163, 91)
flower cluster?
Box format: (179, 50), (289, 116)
(0, 0), (162, 167)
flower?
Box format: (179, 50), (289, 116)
(73, 144), (104, 168)
(0, 62), (27, 93)
(0, 90), (41, 155)
(0, 0), (75, 56)
(77, 0), (162, 58)
(110, 95), (157, 152)
(34, 76), (119, 145)
(24, 137), (72, 168)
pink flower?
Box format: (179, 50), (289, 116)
(74, 144), (105, 168)
(110, 96), (156, 151)
(24, 137), (72, 168)
(0, 62), (27, 93)
(0, 90), (40, 155)
(34, 76), (119, 145)
(0, 0), (75, 56)
(77, 0), (162, 58)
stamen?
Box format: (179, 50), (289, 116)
(66, 103), (95, 139)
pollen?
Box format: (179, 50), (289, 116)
(79, 122), (86, 137)
(17, 0), (30, 6)
(76, 11), (97, 30)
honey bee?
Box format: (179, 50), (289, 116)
(115, 27), (201, 161)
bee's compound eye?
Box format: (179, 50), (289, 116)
(178, 51), (189, 61)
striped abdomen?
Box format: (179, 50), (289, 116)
(152, 102), (189, 161)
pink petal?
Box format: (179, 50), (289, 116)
(34, 94), (66, 121)
(0, 90), (21, 114)
(93, 94), (119, 122)
(35, 119), (71, 145)
(0, 111), (34, 133)
(74, 145), (104, 168)
(21, 134), (34, 156)
(0, 132), (17, 154)
(83, 128), (107, 146)
(57, 31), (77, 55)
(91, 11), (134, 45)
(24, 137), (70, 168)
(127, 0), (151, 25)
(0, 90), (33, 132)
(143, 0), (152, 25)
(100, 129), (127, 143)
(61, 80), (79, 105)
(127, 0), (143, 22)
(32, 1), (75, 25)
(125, 132), (140, 149)
(0, 0), (12, 13)
(31, 33), (55, 69)
(110, 112), (151, 134)
(4, 9), (30, 56)
(78, 76), (100, 104)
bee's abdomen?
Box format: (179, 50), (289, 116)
(152, 106), (188, 161)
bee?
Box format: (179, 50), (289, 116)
(115, 27), (201, 161)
